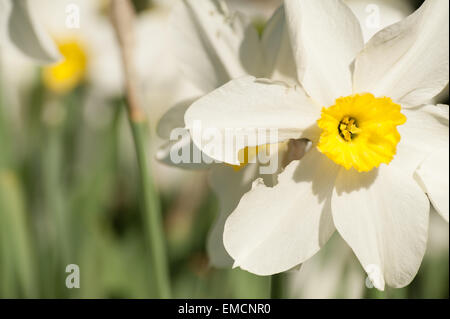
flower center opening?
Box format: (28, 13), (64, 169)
(43, 37), (87, 94)
(338, 116), (361, 142)
(317, 93), (406, 172)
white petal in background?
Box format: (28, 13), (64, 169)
(223, 149), (339, 276)
(332, 165), (429, 290)
(284, 0), (364, 107)
(427, 208), (449, 257)
(288, 233), (366, 299)
(0, 0), (11, 45)
(157, 98), (200, 140)
(169, 0), (263, 94)
(227, 0), (282, 20)
(1, 0), (60, 64)
(353, 0), (449, 107)
(415, 148), (450, 222)
(185, 76), (319, 165)
(344, 0), (414, 42)
(261, 5), (298, 84)
(156, 129), (215, 170)
(207, 164), (260, 267)
(136, 7), (203, 121)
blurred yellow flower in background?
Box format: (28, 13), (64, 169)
(43, 38), (88, 94)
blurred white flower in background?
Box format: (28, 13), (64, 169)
(1, 0), (120, 128)
(1, 0), (189, 114)
(34, 0), (122, 97)
(0, 0), (195, 190)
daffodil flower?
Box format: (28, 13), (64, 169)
(31, 0), (121, 95)
(0, 0), (60, 63)
(184, 0), (449, 290)
(158, 0), (416, 270)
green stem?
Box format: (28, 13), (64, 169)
(129, 118), (171, 298)
(270, 273), (286, 299)
(42, 122), (72, 298)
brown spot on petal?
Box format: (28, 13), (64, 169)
(282, 139), (308, 168)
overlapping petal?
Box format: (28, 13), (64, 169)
(185, 76), (320, 165)
(284, 0), (364, 106)
(353, 0), (449, 106)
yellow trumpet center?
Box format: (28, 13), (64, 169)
(317, 93), (406, 172)
(43, 38), (87, 94)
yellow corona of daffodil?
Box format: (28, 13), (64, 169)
(42, 38), (87, 94)
(184, 0), (449, 290)
(317, 94), (406, 172)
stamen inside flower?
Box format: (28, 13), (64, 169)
(317, 93), (406, 172)
(338, 116), (361, 142)
(43, 37), (87, 94)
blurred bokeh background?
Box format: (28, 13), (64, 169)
(0, 0), (447, 298)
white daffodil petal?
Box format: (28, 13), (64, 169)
(223, 149), (339, 276)
(353, 0), (449, 107)
(261, 5), (297, 85)
(415, 148), (449, 222)
(284, 0), (364, 107)
(170, 0), (262, 93)
(6, 0), (60, 63)
(156, 128), (213, 170)
(332, 165), (429, 290)
(398, 105), (449, 172)
(185, 76), (320, 165)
